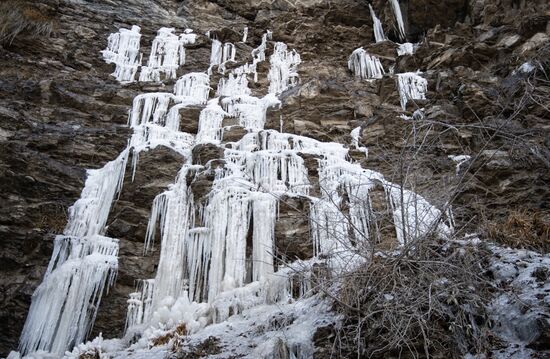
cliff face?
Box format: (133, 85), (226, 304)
(0, 0), (548, 357)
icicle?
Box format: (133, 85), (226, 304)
(268, 42), (301, 94)
(128, 93), (173, 128)
(173, 72), (210, 103)
(102, 25), (142, 83)
(19, 235), (119, 356)
(208, 40), (236, 74)
(196, 99), (227, 144)
(217, 73), (251, 97)
(242, 26), (248, 43)
(125, 279), (155, 333)
(251, 193), (276, 281)
(383, 183), (449, 244)
(396, 72), (427, 110)
(390, 0), (406, 41)
(140, 28), (193, 82)
(348, 48), (385, 80)
(221, 94), (280, 130)
(350, 126), (368, 158)
(369, 5), (386, 43)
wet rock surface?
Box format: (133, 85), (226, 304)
(0, 0), (549, 356)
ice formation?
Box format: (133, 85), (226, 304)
(397, 72), (428, 109)
(348, 48), (385, 79)
(369, 5), (386, 43)
(139, 28), (196, 82)
(390, 0), (406, 41)
(18, 24), (453, 358)
(268, 42), (301, 94)
(102, 26), (142, 83)
(397, 42), (416, 56)
(208, 39), (236, 74)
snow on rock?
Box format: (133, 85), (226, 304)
(397, 72), (428, 110)
(102, 25), (142, 83)
(348, 48), (385, 80)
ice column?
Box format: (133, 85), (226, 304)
(348, 48), (385, 80)
(125, 279), (155, 333)
(397, 72), (427, 110)
(102, 25), (142, 83)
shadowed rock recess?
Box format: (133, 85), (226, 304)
(0, 0), (549, 357)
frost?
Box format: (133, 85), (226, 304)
(348, 48), (385, 80)
(102, 25), (142, 83)
(369, 5), (386, 43)
(397, 72), (428, 110)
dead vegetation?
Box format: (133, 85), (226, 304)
(151, 322), (188, 347)
(328, 236), (492, 358)
(0, 0), (55, 45)
(484, 210), (550, 253)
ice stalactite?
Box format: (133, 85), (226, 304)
(251, 193), (277, 282)
(173, 72), (211, 103)
(139, 28), (196, 82)
(390, 0), (406, 41)
(146, 166), (197, 310)
(351, 126), (368, 158)
(242, 26), (248, 43)
(397, 72), (428, 110)
(125, 279), (155, 333)
(209, 39), (236, 74)
(217, 73), (251, 97)
(221, 94), (280, 130)
(348, 48), (385, 80)
(268, 42), (301, 94)
(196, 99), (227, 144)
(369, 5), (386, 43)
(102, 25), (142, 83)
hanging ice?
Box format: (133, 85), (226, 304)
(196, 99), (227, 144)
(369, 5), (386, 43)
(268, 42), (301, 94)
(19, 150), (128, 356)
(348, 48), (385, 80)
(140, 28), (195, 82)
(208, 39), (236, 74)
(397, 42), (416, 56)
(242, 26), (248, 43)
(125, 279), (155, 333)
(102, 25), (142, 83)
(390, 0), (406, 41)
(173, 72), (211, 103)
(397, 72), (428, 110)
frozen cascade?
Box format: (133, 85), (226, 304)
(268, 42), (301, 94)
(369, 5), (386, 43)
(397, 72), (428, 110)
(101, 25), (142, 83)
(390, 0), (407, 41)
(18, 24), (458, 358)
(139, 28), (196, 82)
(348, 48), (385, 80)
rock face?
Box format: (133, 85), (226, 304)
(0, 0), (549, 356)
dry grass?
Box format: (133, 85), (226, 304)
(485, 210), (550, 253)
(151, 322), (188, 347)
(0, 0), (55, 45)
(330, 237), (492, 358)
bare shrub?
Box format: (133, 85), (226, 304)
(329, 236), (492, 358)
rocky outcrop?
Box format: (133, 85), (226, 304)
(0, 0), (548, 356)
